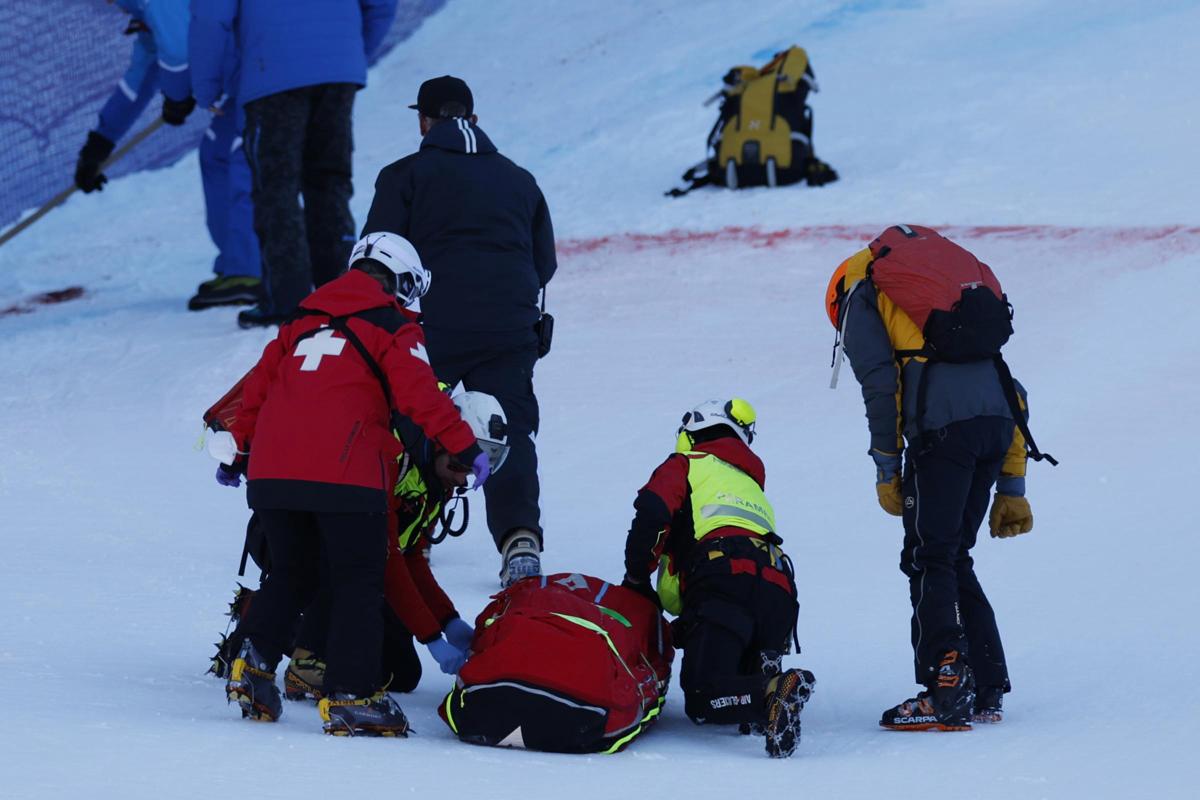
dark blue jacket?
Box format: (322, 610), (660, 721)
(362, 120), (557, 334)
(190, 0), (396, 107)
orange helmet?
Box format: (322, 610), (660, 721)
(825, 258), (850, 329)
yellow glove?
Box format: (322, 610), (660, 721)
(876, 475), (904, 516)
(989, 494), (1033, 538)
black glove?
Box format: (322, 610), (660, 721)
(74, 131), (115, 193)
(161, 95), (196, 126)
(621, 576), (662, 609)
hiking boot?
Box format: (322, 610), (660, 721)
(187, 276), (262, 310)
(237, 304), (291, 329)
(973, 686), (1004, 724)
(880, 650), (976, 731)
(740, 650), (784, 736)
(499, 529), (541, 588)
(319, 691), (410, 737)
(763, 668), (816, 758)
(284, 648), (326, 702)
(226, 640), (282, 722)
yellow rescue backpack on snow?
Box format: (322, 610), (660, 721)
(667, 46), (838, 196)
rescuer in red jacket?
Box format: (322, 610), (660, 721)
(214, 231), (488, 737)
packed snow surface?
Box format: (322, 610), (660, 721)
(1, 1), (1197, 798)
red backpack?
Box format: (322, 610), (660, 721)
(439, 573), (674, 754)
(868, 225), (1056, 464)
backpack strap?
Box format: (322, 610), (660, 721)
(992, 355), (1058, 465)
(293, 308), (421, 452)
(666, 160), (713, 197)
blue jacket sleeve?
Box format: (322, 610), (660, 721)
(360, 0), (398, 60)
(145, 0), (191, 100)
(96, 33), (160, 143)
(841, 281), (904, 457)
(189, 0), (238, 108)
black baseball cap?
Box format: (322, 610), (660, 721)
(409, 75), (474, 117)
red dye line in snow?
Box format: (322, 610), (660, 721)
(557, 224), (1200, 256)
(0, 285), (86, 316)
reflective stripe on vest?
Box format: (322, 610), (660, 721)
(684, 451), (776, 538)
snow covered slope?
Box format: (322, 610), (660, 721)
(1, 1), (1198, 798)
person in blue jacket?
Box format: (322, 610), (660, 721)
(190, 0), (398, 329)
(73, 0), (263, 310)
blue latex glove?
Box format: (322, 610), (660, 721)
(426, 637), (467, 675)
(444, 617), (475, 651)
(470, 451), (491, 491)
(215, 464), (242, 488)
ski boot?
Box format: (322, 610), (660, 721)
(499, 529), (541, 588)
(973, 685), (1004, 724)
(284, 648), (327, 702)
(880, 650), (976, 731)
(319, 691), (410, 737)
(763, 668), (816, 758)
(226, 640), (283, 722)
(187, 276), (262, 311)
(740, 650), (783, 736)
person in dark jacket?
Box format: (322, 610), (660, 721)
(622, 399), (816, 759)
(191, 0), (398, 328)
(826, 225), (1039, 732)
(210, 231), (488, 737)
(362, 75), (557, 588)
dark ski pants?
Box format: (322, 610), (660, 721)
(243, 83), (357, 316)
(901, 416), (1013, 693)
(295, 590), (423, 694)
(424, 328), (541, 551)
(677, 540), (798, 726)
(239, 509), (388, 697)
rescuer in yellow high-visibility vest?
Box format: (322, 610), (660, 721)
(620, 398), (816, 759)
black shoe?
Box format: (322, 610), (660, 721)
(763, 668), (815, 758)
(237, 305), (291, 329)
(880, 650), (976, 731)
(319, 691), (410, 737)
(805, 158), (839, 187)
(973, 685), (1004, 724)
(196, 275), (222, 293)
(284, 649), (326, 702)
(226, 640), (282, 722)
(188, 276), (262, 310)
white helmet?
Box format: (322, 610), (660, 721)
(453, 391), (510, 473)
(349, 232), (431, 307)
(678, 397), (757, 447)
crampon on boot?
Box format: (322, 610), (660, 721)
(207, 584), (256, 679)
(764, 668), (816, 758)
(973, 686), (1004, 724)
(284, 648), (327, 702)
(319, 691), (410, 737)
(740, 650), (784, 736)
(499, 529), (541, 588)
(880, 650), (976, 731)
(226, 640), (282, 722)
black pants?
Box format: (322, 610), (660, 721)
(295, 593), (423, 694)
(677, 540), (799, 726)
(243, 83), (357, 316)
(239, 509), (387, 696)
(424, 327), (541, 551)
(901, 416), (1013, 693)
